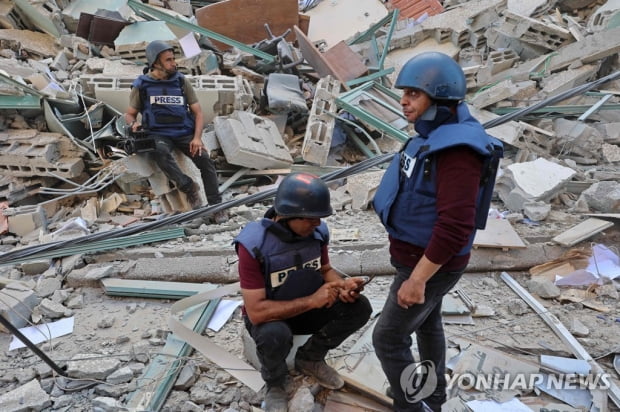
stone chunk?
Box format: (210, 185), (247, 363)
(0, 282), (40, 332)
(214, 111), (293, 169)
(578, 181), (620, 212)
(526, 278), (561, 299)
(66, 354), (122, 380)
(0, 379), (51, 411)
(346, 170), (385, 210)
(496, 158), (576, 211)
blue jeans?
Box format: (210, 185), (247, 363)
(372, 260), (463, 412)
(245, 296), (372, 387)
(148, 134), (221, 205)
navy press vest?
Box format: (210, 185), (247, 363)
(131, 72), (195, 137)
(373, 103), (503, 256)
(234, 219), (329, 300)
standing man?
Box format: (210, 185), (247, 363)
(125, 40), (226, 222)
(372, 52), (503, 411)
(235, 173), (372, 412)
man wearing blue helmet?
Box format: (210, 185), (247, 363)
(234, 173), (372, 412)
(124, 40), (226, 222)
(372, 52), (503, 411)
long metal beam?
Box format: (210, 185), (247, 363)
(126, 0), (276, 63)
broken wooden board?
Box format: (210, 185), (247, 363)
(529, 248), (591, 278)
(551, 218), (614, 247)
(294, 26), (367, 86)
(330, 318), (396, 405)
(473, 218), (527, 250)
(558, 288), (611, 313)
(324, 391), (392, 412)
(195, 0), (300, 51)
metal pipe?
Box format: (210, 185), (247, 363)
(0, 314), (67, 376)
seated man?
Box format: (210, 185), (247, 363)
(124, 40), (226, 222)
(234, 173), (372, 412)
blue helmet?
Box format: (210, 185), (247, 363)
(395, 52), (466, 101)
(275, 173), (333, 218)
(145, 40), (174, 68)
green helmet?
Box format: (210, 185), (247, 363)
(145, 40), (174, 68)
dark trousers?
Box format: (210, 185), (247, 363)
(245, 296), (372, 387)
(148, 134), (222, 205)
(372, 260), (463, 412)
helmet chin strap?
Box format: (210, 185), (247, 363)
(420, 104), (437, 121)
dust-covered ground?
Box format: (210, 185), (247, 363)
(1, 204), (619, 411)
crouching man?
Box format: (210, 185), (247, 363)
(234, 173), (372, 412)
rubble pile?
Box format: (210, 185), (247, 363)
(0, 0), (619, 411)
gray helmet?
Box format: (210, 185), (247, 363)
(275, 173), (333, 218)
(395, 52), (466, 101)
(145, 40), (174, 68)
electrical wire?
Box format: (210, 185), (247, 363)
(1, 70), (619, 266)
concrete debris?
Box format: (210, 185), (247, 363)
(1, 0), (620, 411)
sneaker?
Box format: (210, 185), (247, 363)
(184, 182), (202, 210)
(212, 209), (228, 224)
(295, 357), (344, 390)
(264, 385), (288, 412)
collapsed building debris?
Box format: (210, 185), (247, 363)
(1, 0), (620, 411)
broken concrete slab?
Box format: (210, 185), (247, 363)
(496, 158), (577, 211)
(0, 378), (51, 412)
(0, 282), (40, 332)
(578, 181), (620, 213)
(214, 110), (293, 169)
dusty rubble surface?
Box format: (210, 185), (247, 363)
(1, 0), (620, 411)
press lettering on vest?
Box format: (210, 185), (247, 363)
(400, 152), (416, 178)
(150, 96), (183, 105)
(269, 257), (321, 288)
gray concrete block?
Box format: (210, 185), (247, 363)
(496, 158), (576, 211)
(214, 111), (293, 169)
(301, 76), (341, 166)
(502, 10), (572, 50)
(0, 379), (51, 412)
(7, 206), (47, 237)
(0, 283), (40, 332)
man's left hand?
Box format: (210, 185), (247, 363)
(397, 277), (426, 309)
(189, 137), (206, 157)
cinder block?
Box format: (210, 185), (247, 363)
(302, 76), (341, 166)
(214, 111), (293, 169)
(7, 206), (47, 236)
(501, 10), (572, 50)
(0, 283), (40, 332)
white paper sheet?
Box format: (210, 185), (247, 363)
(586, 244), (620, 280)
(9, 317), (74, 351)
(178, 32), (201, 59)
(207, 300), (242, 332)
(467, 398), (533, 412)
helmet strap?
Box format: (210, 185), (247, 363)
(419, 104), (437, 121)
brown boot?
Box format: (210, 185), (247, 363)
(184, 182), (202, 210)
(295, 357), (344, 389)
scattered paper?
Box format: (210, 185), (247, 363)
(10, 317), (74, 351)
(586, 244), (620, 280)
(178, 32), (201, 59)
(467, 398), (532, 412)
(207, 300), (242, 332)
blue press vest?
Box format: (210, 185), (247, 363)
(373, 103), (503, 256)
(132, 72), (194, 137)
(234, 219), (329, 300)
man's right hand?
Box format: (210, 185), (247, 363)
(312, 281), (343, 309)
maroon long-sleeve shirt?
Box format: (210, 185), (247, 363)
(388, 145), (483, 271)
